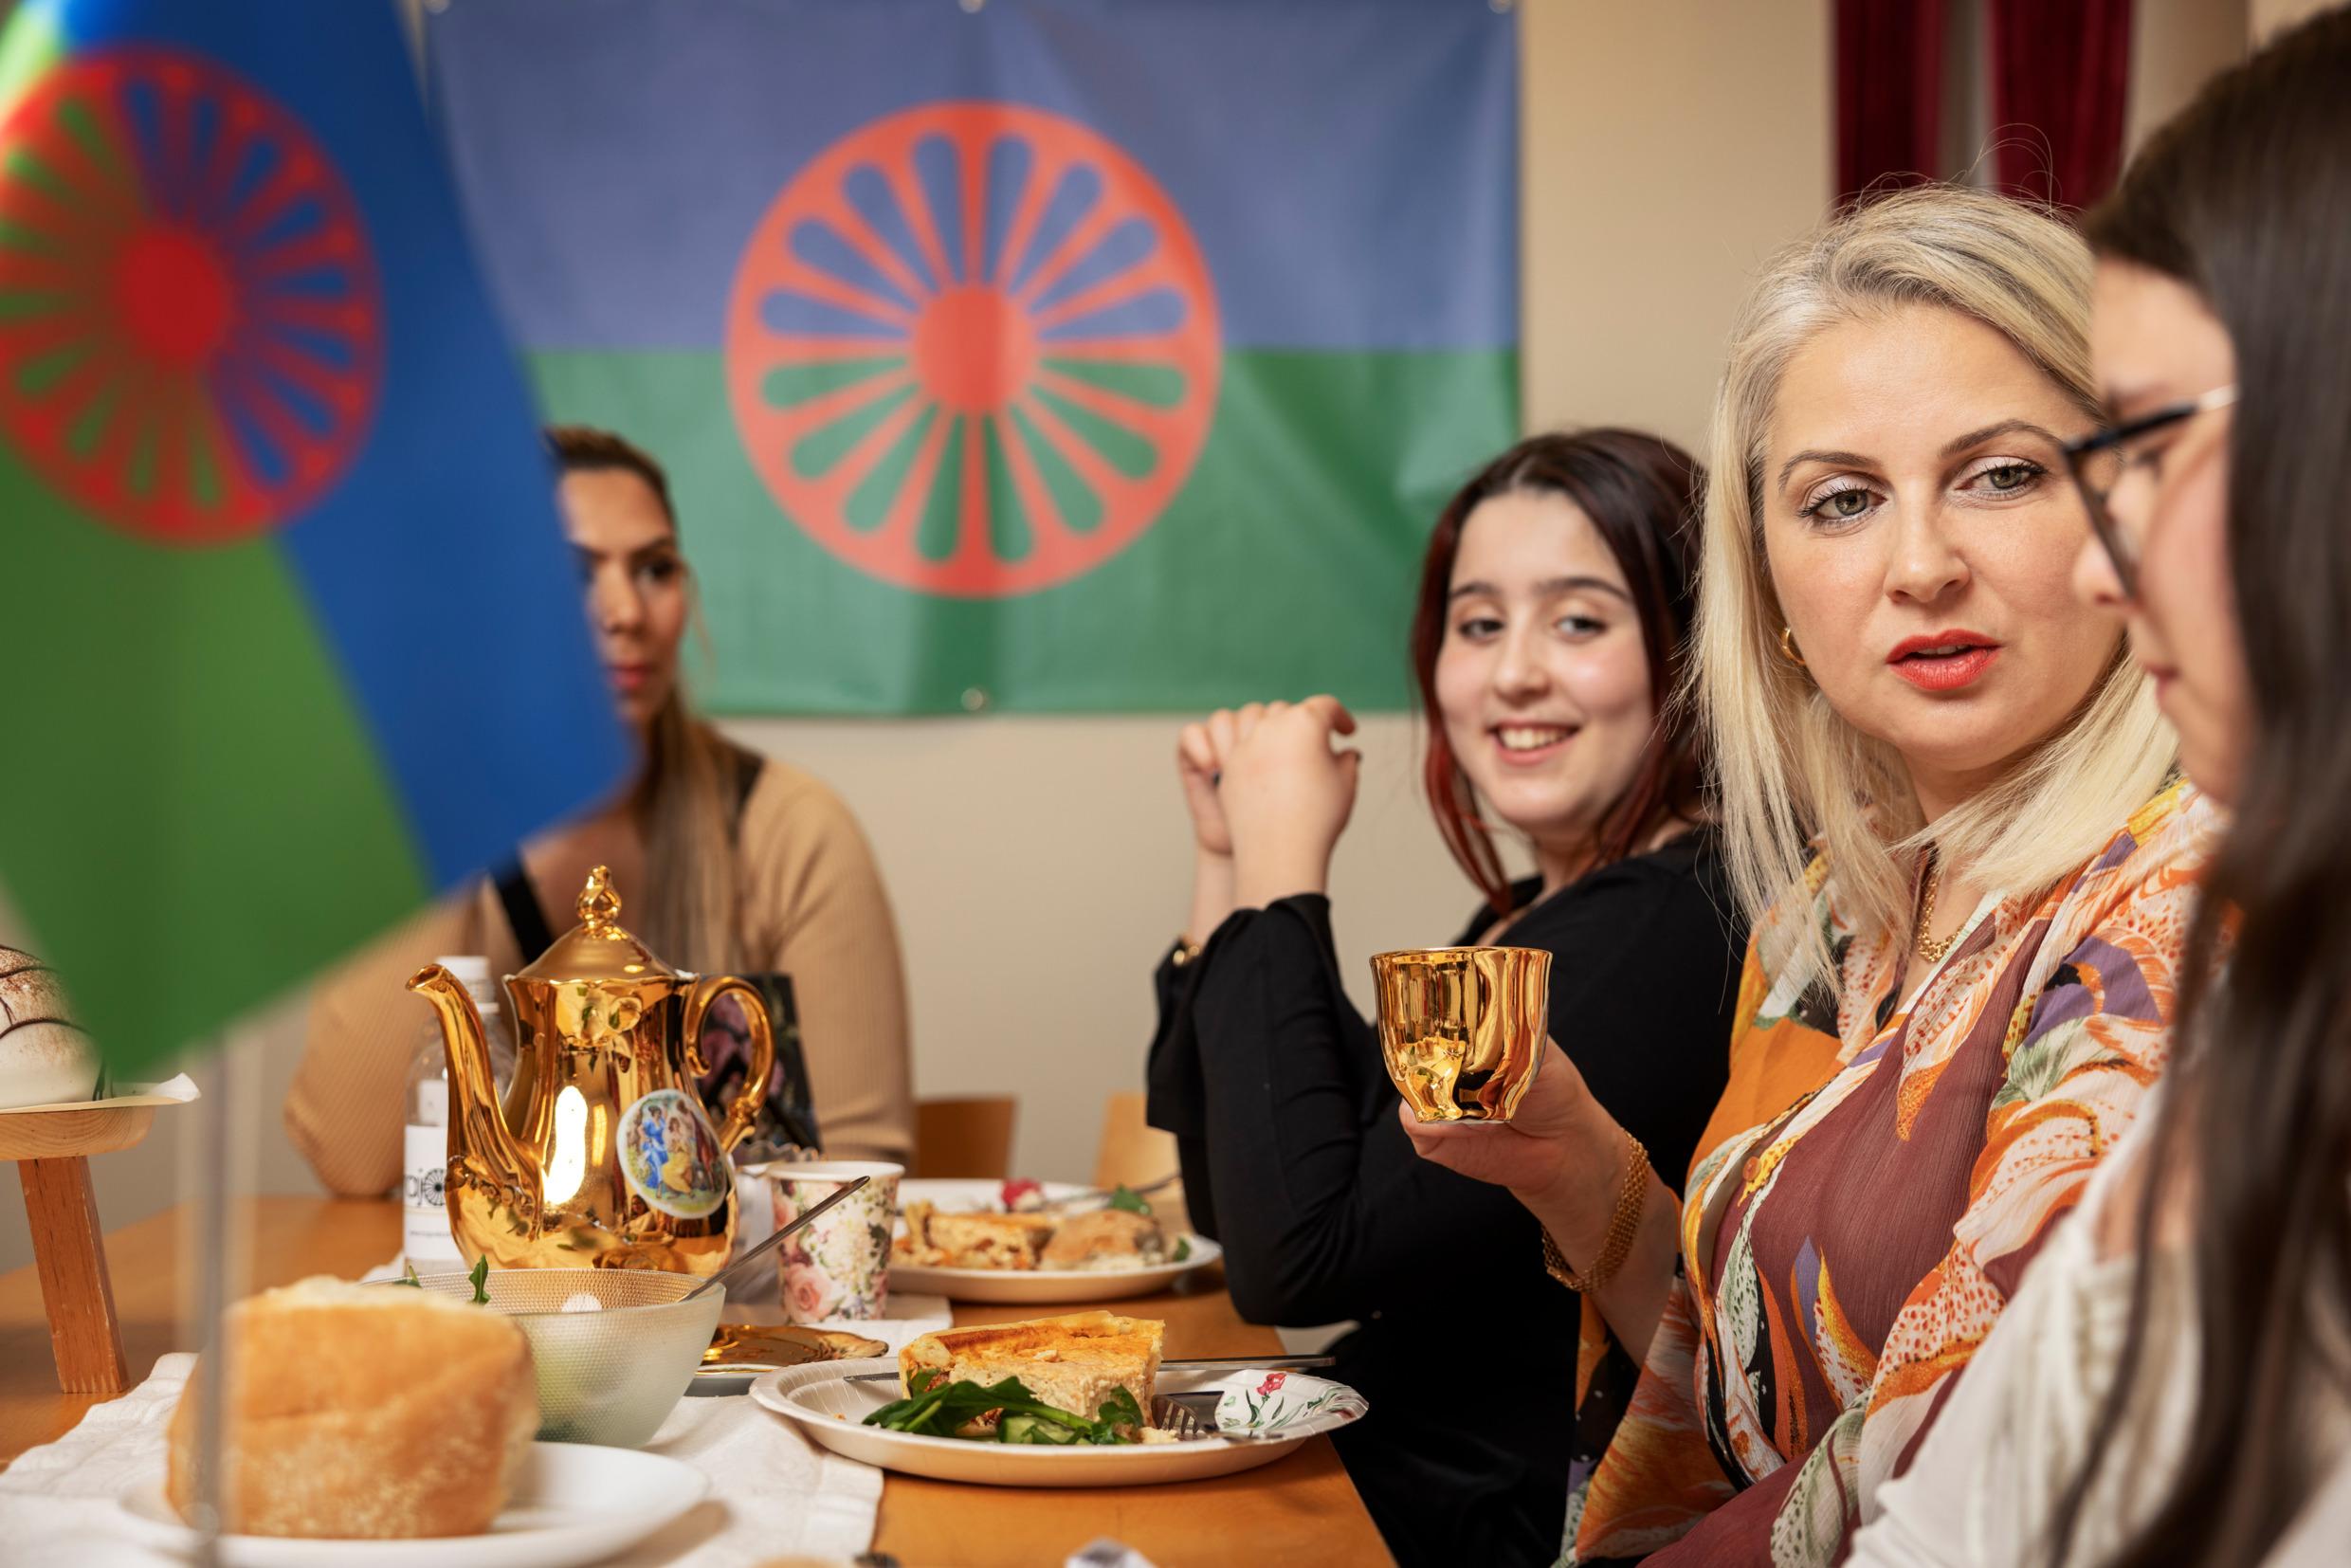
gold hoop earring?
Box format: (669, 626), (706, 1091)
(1779, 626), (1807, 667)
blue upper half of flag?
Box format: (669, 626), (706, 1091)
(426, 0), (1519, 355)
(39, 0), (630, 888)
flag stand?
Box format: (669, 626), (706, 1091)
(184, 1040), (240, 1568)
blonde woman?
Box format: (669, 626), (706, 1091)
(287, 428), (914, 1191)
(1406, 188), (2218, 1563)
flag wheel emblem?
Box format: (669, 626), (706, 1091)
(726, 101), (1221, 598)
(0, 50), (383, 545)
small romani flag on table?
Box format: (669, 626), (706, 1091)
(0, 0), (631, 1071)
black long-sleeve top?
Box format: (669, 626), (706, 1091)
(1145, 830), (1744, 1568)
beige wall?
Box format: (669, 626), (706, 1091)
(2131, 0), (2249, 154)
(0, 0), (2257, 1274)
(1522, 0), (1832, 451)
(2251, 0), (2339, 42)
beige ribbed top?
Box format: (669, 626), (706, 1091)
(284, 757), (914, 1196)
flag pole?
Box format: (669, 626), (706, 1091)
(186, 1037), (239, 1568)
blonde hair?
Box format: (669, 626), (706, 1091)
(1694, 186), (2175, 985)
(637, 694), (746, 974)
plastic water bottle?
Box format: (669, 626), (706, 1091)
(402, 955), (515, 1270)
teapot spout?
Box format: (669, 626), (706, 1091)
(408, 964), (538, 1224)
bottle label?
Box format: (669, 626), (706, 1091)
(402, 1122), (465, 1266)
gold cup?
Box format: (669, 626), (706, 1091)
(1372, 946), (1551, 1123)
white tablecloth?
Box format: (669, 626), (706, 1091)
(0, 1290), (955, 1568)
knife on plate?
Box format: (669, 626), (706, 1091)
(844, 1354), (1335, 1384)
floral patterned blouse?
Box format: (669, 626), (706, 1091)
(1566, 777), (2219, 1565)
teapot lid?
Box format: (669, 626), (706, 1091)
(514, 866), (680, 986)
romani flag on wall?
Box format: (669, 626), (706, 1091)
(428, 0), (1519, 714)
(0, 0), (630, 1069)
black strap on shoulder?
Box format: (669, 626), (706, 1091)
(491, 750), (762, 963)
(730, 749), (764, 830)
(494, 857), (556, 963)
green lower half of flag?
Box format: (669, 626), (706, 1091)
(530, 348), (1519, 714)
(0, 447), (427, 1071)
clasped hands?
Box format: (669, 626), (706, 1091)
(1175, 695), (1362, 907)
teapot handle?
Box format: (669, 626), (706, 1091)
(682, 975), (777, 1156)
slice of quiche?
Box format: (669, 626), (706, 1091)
(898, 1310), (1164, 1433)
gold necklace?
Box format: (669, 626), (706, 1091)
(1916, 855), (1958, 964)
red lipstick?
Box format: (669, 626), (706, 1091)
(1886, 630), (2001, 693)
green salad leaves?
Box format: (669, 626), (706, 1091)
(863, 1369), (1144, 1446)
(389, 1255), (491, 1304)
(1105, 1184), (1153, 1215)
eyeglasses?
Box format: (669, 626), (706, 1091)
(2059, 385), (2238, 596)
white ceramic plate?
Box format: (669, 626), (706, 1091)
(113, 1442), (707, 1566)
(892, 1178), (1219, 1304)
(753, 1358), (1366, 1487)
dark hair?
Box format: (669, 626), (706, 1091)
(1407, 428), (1707, 914)
(2050, 10), (2351, 1566)
(546, 424), (677, 525)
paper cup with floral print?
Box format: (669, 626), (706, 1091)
(766, 1159), (901, 1322)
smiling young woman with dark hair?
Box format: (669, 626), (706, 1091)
(1410, 428), (1712, 918)
(1143, 428), (1744, 1568)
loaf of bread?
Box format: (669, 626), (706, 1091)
(166, 1276), (538, 1538)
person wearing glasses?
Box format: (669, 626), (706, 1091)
(1850, 12), (2351, 1566)
(1404, 185), (2222, 1565)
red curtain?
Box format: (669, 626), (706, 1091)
(1988, 0), (2135, 208)
(1837, 0), (1947, 202)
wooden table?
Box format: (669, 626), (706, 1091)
(0, 1197), (1391, 1566)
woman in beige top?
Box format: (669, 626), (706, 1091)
(287, 427), (912, 1194)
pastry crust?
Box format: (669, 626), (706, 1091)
(895, 1200), (1168, 1272)
(894, 1200), (1055, 1269)
(166, 1277), (539, 1539)
(1037, 1208), (1165, 1270)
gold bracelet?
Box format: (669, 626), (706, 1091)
(1170, 936), (1203, 967)
(1540, 1130), (1650, 1294)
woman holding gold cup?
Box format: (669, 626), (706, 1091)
(1146, 429), (1747, 1568)
(1407, 188), (2219, 1565)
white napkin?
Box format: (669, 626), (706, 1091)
(0, 1354), (186, 1567)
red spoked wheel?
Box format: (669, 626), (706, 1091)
(0, 50), (382, 545)
(726, 101), (1220, 598)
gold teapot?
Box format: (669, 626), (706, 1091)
(410, 866), (774, 1275)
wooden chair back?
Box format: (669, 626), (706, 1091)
(1091, 1090), (1179, 1191)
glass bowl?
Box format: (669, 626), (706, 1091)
(405, 1267), (725, 1447)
